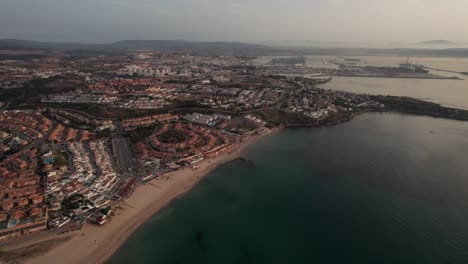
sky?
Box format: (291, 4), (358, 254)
(1, 0), (468, 45)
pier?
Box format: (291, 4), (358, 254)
(423, 66), (468, 75)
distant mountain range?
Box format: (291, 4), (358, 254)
(0, 39), (270, 56)
(419, 40), (454, 45)
(1, 39), (468, 58)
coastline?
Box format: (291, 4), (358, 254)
(15, 128), (279, 264)
(2, 109), (467, 263)
(7, 95), (467, 263)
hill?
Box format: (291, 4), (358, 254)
(419, 40), (454, 45)
(2, 39), (468, 58)
(0, 39), (273, 56)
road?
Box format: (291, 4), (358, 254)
(112, 136), (135, 173)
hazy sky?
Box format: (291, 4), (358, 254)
(1, 0), (468, 44)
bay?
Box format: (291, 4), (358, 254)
(110, 113), (468, 264)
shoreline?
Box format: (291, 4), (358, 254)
(14, 128), (280, 264)
(7, 96), (468, 263)
(2, 108), (467, 263)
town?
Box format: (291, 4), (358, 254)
(0, 50), (414, 242)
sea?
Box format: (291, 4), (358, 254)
(109, 112), (468, 264)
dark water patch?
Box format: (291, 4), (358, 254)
(230, 157), (256, 169)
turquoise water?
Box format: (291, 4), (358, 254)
(110, 113), (468, 264)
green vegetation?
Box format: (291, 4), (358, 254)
(0, 87), (25, 101)
(171, 99), (211, 109)
(158, 129), (188, 144)
(128, 126), (156, 143)
(371, 95), (468, 122)
(61, 194), (85, 212)
(166, 79), (195, 84)
(53, 150), (68, 167)
(96, 128), (113, 138)
(251, 108), (309, 127)
(42, 104), (162, 119)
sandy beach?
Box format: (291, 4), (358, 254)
(6, 129), (278, 264)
